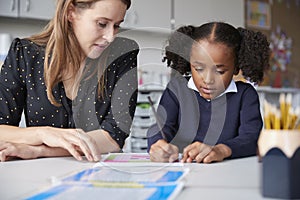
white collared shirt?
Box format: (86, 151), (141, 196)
(187, 77), (237, 101)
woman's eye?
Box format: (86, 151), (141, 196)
(114, 24), (120, 29)
(98, 22), (107, 28)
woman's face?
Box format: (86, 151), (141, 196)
(69, 0), (127, 59)
(190, 40), (235, 100)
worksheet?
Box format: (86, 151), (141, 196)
(62, 167), (188, 183)
(26, 182), (184, 200)
(25, 153), (188, 200)
(96, 153), (183, 167)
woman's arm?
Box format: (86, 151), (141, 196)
(87, 129), (120, 153)
(0, 126), (119, 161)
(0, 125), (100, 161)
(0, 141), (70, 162)
(95, 37), (139, 149)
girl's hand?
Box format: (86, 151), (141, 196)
(149, 139), (179, 162)
(182, 142), (232, 163)
(38, 127), (100, 162)
(0, 141), (41, 162)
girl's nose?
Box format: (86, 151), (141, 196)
(203, 71), (215, 84)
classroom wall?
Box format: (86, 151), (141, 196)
(2, 1), (299, 89)
(0, 18), (48, 38)
(0, 18), (170, 87)
(270, 0), (300, 88)
(245, 0), (300, 88)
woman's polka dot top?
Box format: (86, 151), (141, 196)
(0, 37), (139, 148)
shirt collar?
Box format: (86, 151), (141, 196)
(187, 77), (237, 101)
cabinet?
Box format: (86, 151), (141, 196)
(123, 0), (171, 30)
(123, 0), (244, 30)
(0, 0), (55, 20)
(0, 0), (18, 17)
(127, 89), (164, 153)
(19, 0), (55, 20)
(174, 0), (244, 28)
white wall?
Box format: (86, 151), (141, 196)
(0, 18), (48, 38)
(0, 19), (172, 88)
(119, 28), (171, 89)
(0, 0), (245, 86)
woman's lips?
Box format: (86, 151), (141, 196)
(95, 44), (108, 49)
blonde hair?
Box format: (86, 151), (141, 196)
(27, 0), (131, 106)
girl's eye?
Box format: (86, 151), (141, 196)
(195, 68), (203, 72)
(193, 65), (204, 72)
(216, 70), (225, 75)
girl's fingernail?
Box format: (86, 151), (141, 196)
(94, 155), (101, 161)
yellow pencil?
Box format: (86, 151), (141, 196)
(263, 99), (271, 129)
(279, 93), (286, 129)
(283, 93), (292, 129)
(270, 104), (280, 129)
(274, 109), (281, 130)
(90, 181), (144, 188)
(293, 107), (300, 130)
(285, 109), (292, 130)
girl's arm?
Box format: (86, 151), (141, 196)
(221, 85), (263, 158)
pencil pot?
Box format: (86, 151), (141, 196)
(258, 130), (300, 199)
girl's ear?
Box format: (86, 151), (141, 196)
(233, 67), (240, 75)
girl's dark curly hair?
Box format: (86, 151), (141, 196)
(163, 22), (270, 83)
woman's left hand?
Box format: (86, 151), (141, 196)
(181, 142), (232, 163)
(0, 141), (42, 162)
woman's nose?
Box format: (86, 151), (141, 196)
(102, 27), (115, 43)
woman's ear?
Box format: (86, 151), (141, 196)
(67, 4), (76, 22)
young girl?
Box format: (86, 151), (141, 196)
(0, 0), (139, 162)
(147, 22), (270, 163)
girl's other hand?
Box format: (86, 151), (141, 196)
(182, 142), (232, 163)
(149, 139), (179, 162)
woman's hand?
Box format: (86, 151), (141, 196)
(0, 141), (42, 162)
(37, 127), (101, 162)
(149, 139), (179, 162)
(181, 142), (232, 163)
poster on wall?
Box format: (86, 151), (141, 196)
(246, 0), (271, 30)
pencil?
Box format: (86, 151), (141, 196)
(274, 109), (281, 130)
(283, 93), (292, 129)
(147, 96), (167, 140)
(263, 99), (271, 129)
(293, 107), (300, 129)
(279, 93), (286, 129)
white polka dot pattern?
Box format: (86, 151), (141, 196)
(0, 37), (139, 148)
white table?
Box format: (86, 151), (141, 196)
(0, 156), (275, 200)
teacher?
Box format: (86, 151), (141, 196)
(0, 0), (139, 162)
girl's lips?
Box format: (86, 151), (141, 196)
(201, 87), (215, 94)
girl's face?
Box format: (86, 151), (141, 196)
(69, 0), (127, 59)
(190, 40), (235, 100)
